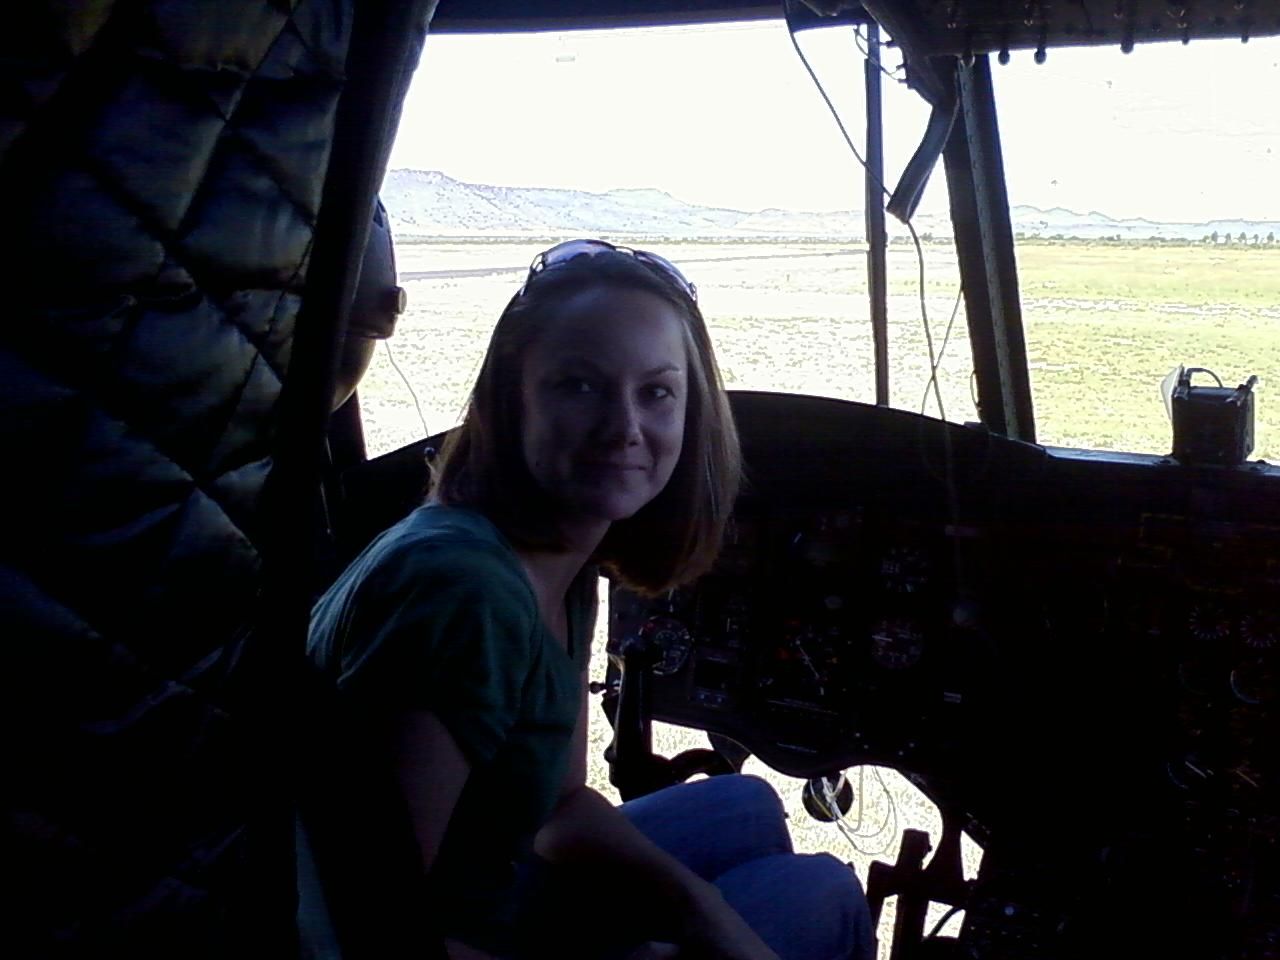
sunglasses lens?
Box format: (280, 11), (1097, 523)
(539, 239), (614, 270)
(635, 252), (695, 300)
(525, 240), (696, 302)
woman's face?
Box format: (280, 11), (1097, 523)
(520, 285), (690, 538)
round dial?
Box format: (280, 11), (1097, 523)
(1240, 611), (1278, 651)
(1229, 658), (1275, 705)
(639, 616), (693, 676)
(1188, 599), (1233, 643)
(762, 619), (844, 703)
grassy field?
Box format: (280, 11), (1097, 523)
(363, 239), (1278, 462)
(1015, 242), (1280, 452)
(355, 238), (1278, 952)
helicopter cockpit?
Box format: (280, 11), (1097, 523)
(338, 3), (1280, 957)
(4, 1), (1276, 958)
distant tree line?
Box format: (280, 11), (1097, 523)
(1011, 232), (1278, 247)
(1202, 230), (1276, 245)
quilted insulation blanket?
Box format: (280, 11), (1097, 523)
(0, 2), (426, 953)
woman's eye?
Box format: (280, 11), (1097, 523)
(644, 384), (674, 401)
(557, 377), (594, 393)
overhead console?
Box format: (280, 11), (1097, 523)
(609, 390), (1280, 958)
(860, 0), (1278, 56)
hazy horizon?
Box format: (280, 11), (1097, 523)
(383, 165), (1280, 227)
(389, 20), (1280, 225)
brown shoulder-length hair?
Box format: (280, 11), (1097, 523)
(429, 249), (741, 595)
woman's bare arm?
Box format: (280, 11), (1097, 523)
(391, 709), (500, 960)
(392, 709), (471, 876)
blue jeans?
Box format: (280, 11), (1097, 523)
(619, 774), (876, 960)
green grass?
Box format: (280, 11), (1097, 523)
(1014, 241), (1280, 307)
(1011, 243), (1280, 458)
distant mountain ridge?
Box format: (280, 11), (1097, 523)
(382, 169), (1280, 242)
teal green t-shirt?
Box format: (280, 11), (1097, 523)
(307, 502), (594, 949)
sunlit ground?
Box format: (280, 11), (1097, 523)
(363, 240), (1279, 464)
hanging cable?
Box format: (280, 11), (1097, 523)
(785, 7), (972, 740)
(785, 3), (888, 201)
(820, 767), (900, 857)
(905, 220), (946, 421)
(783, 2), (953, 421)
(921, 285), (965, 416)
(383, 339), (430, 439)
(853, 23), (906, 82)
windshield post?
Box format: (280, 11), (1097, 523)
(865, 20), (890, 406)
(942, 55), (1035, 441)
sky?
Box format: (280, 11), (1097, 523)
(387, 19), (1280, 224)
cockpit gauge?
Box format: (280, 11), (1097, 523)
(763, 620), (845, 703)
(1166, 752), (1214, 792)
(1187, 599), (1233, 643)
(1240, 611), (1278, 651)
(879, 544), (930, 595)
(1176, 656), (1220, 698)
(870, 616), (926, 671)
(638, 616), (694, 676)
(1229, 658), (1275, 705)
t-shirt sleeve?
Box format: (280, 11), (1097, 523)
(336, 540), (540, 766)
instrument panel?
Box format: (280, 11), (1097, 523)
(610, 508), (990, 780)
(608, 391), (1280, 958)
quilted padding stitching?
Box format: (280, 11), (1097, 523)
(5, 1), (347, 944)
(25, 2), (351, 500)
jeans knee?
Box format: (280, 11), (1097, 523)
(670, 773), (784, 820)
(721, 773), (785, 819)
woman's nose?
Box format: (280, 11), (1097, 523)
(599, 393), (642, 445)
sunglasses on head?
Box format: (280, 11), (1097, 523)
(521, 239), (698, 303)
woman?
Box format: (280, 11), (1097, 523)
(305, 240), (873, 960)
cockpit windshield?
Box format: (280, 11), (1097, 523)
(997, 36), (1280, 459)
(365, 20), (1278, 465)
(362, 19), (972, 456)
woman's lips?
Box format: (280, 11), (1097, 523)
(579, 461), (646, 474)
